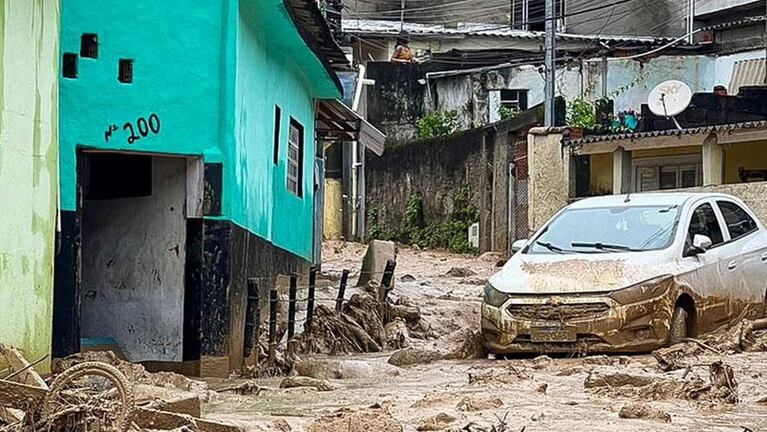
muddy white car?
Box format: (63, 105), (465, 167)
(482, 192), (767, 354)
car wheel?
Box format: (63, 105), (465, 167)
(669, 306), (688, 345)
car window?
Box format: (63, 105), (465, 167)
(687, 203), (724, 246)
(717, 201), (757, 240)
(527, 205), (680, 254)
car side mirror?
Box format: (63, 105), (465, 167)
(686, 234), (713, 256)
(511, 239), (528, 253)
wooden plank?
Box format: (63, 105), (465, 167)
(0, 344), (48, 389)
(134, 407), (243, 432)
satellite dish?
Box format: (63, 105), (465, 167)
(648, 80), (692, 118)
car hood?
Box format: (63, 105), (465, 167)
(489, 251), (678, 295)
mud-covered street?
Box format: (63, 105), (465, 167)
(198, 242), (767, 431)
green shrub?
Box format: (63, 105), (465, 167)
(417, 110), (460, 138)
(567, 98), (596, 129)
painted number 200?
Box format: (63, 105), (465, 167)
(124, 113), (161, 144)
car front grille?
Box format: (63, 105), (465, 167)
(507, 302), (611, 322)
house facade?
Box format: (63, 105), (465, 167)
(54, 0), (345, 376)
(0, 1), (60, 374)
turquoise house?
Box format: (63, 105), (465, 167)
(54, 0), (354, 375)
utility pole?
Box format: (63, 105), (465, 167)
(400, 0), (405, 32)
(544, 0), (556, 127)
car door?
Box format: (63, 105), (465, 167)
(680, 200), (731, 333)
(715, 199), (767, 318)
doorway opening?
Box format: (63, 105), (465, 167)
(79, 152), (201, 364)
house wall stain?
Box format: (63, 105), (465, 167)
(0, 0), (59, 373)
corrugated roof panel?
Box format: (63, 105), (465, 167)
(730, 58), (766, 94)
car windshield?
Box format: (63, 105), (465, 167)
(527, 205), (680, 254)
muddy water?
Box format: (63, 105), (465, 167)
(202, 242), (767, 431)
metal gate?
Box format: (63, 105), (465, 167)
(509, 139), (529, 243)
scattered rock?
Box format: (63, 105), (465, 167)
(531, 412), (545, 422)
(279, 376), (338, 392)
(400, 274), (417, 282)
(537, 383), (548, 394)
(417, 413), (457, 431)
(618, 403), (672, 423)
(446, 267), (476, 278)
(456, 396), (504, 412)
(564, 401), (579, 406)
(308, 408), (402, 432)
(531, 355), (553, 370)
(388, 329), (485, 366)
(495, 260), (507, 268)
(479, 251), (503, 262)
(216, 381), (262, 395)
(294, 358), (400, 381)
(468, 364), (531, 386)
(271, 419), (292, 431)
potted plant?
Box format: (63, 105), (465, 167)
(567, 98), (597, 138)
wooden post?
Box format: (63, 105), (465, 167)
(243, 278), (260, 360)
(287, 275), (298, 340)
(379, 259), (397, 324)
(306, 266), (317, 331)
(335, 269), (349, 312)
(268, 288), (278, 366)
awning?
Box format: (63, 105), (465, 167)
(315, 99), (386, 156)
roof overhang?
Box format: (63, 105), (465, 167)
(568, 121), (767, 155)
(316, 100), (386, 156)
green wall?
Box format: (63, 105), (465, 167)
(0, 0), (59, 373)
(60, 0), (340, 261)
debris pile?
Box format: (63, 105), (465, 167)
(584, 362), (738, 404)
(0, 347), (241, 432)
(387, 328), (485, 367)
(307, 406), (403, 432)
(618, 403), (672, 423)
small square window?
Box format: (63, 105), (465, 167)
(63, 53), (78, 78)
(118, 59), (133, 83)
(80, 33), (98, 59)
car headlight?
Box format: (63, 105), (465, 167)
(609, 275), (673, 305)
(484, 283), (509, 307)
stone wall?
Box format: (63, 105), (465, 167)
(527, 129), (571, 235)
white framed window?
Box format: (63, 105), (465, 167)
(489, 89), (529, 123)
(633, 155), (702, 192)
(510, 0), (565, 32)
(287, 118), (304, 197)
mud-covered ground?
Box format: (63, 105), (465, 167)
(202, 241), (767, 431)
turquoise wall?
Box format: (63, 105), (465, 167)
(60, 0), (340, 260)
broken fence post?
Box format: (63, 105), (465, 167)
(287, 275), (298, 340)
(268, 287), (278, 366)
(379, 259), (397, 324)
(243, 278), (260, 360)
(335, 269), (350, 312)
(306, 266), (317, 331)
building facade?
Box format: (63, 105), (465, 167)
(54, 0), (344, 376)
(0, 1), (60, 374)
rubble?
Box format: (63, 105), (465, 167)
(468, 364), (532, 387)
(585, 362), (739, 404)
(279, 376), (337, 392)
(307, 407), (403, 432)
(416, 413), (457, 431)
(618, 403), (672, 423)
(456, 396), (504, 412)
(446, 267), (476, 278)
(293, 358), (400, 380)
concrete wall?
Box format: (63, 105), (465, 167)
(696, 0), (761, 16)
(366, 129), (484, 233)
(0, 0), (59, 373)
(81, 157), (187, 362)
(527, 129), (570, 234)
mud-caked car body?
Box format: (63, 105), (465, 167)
(482, 193), (767, 354)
